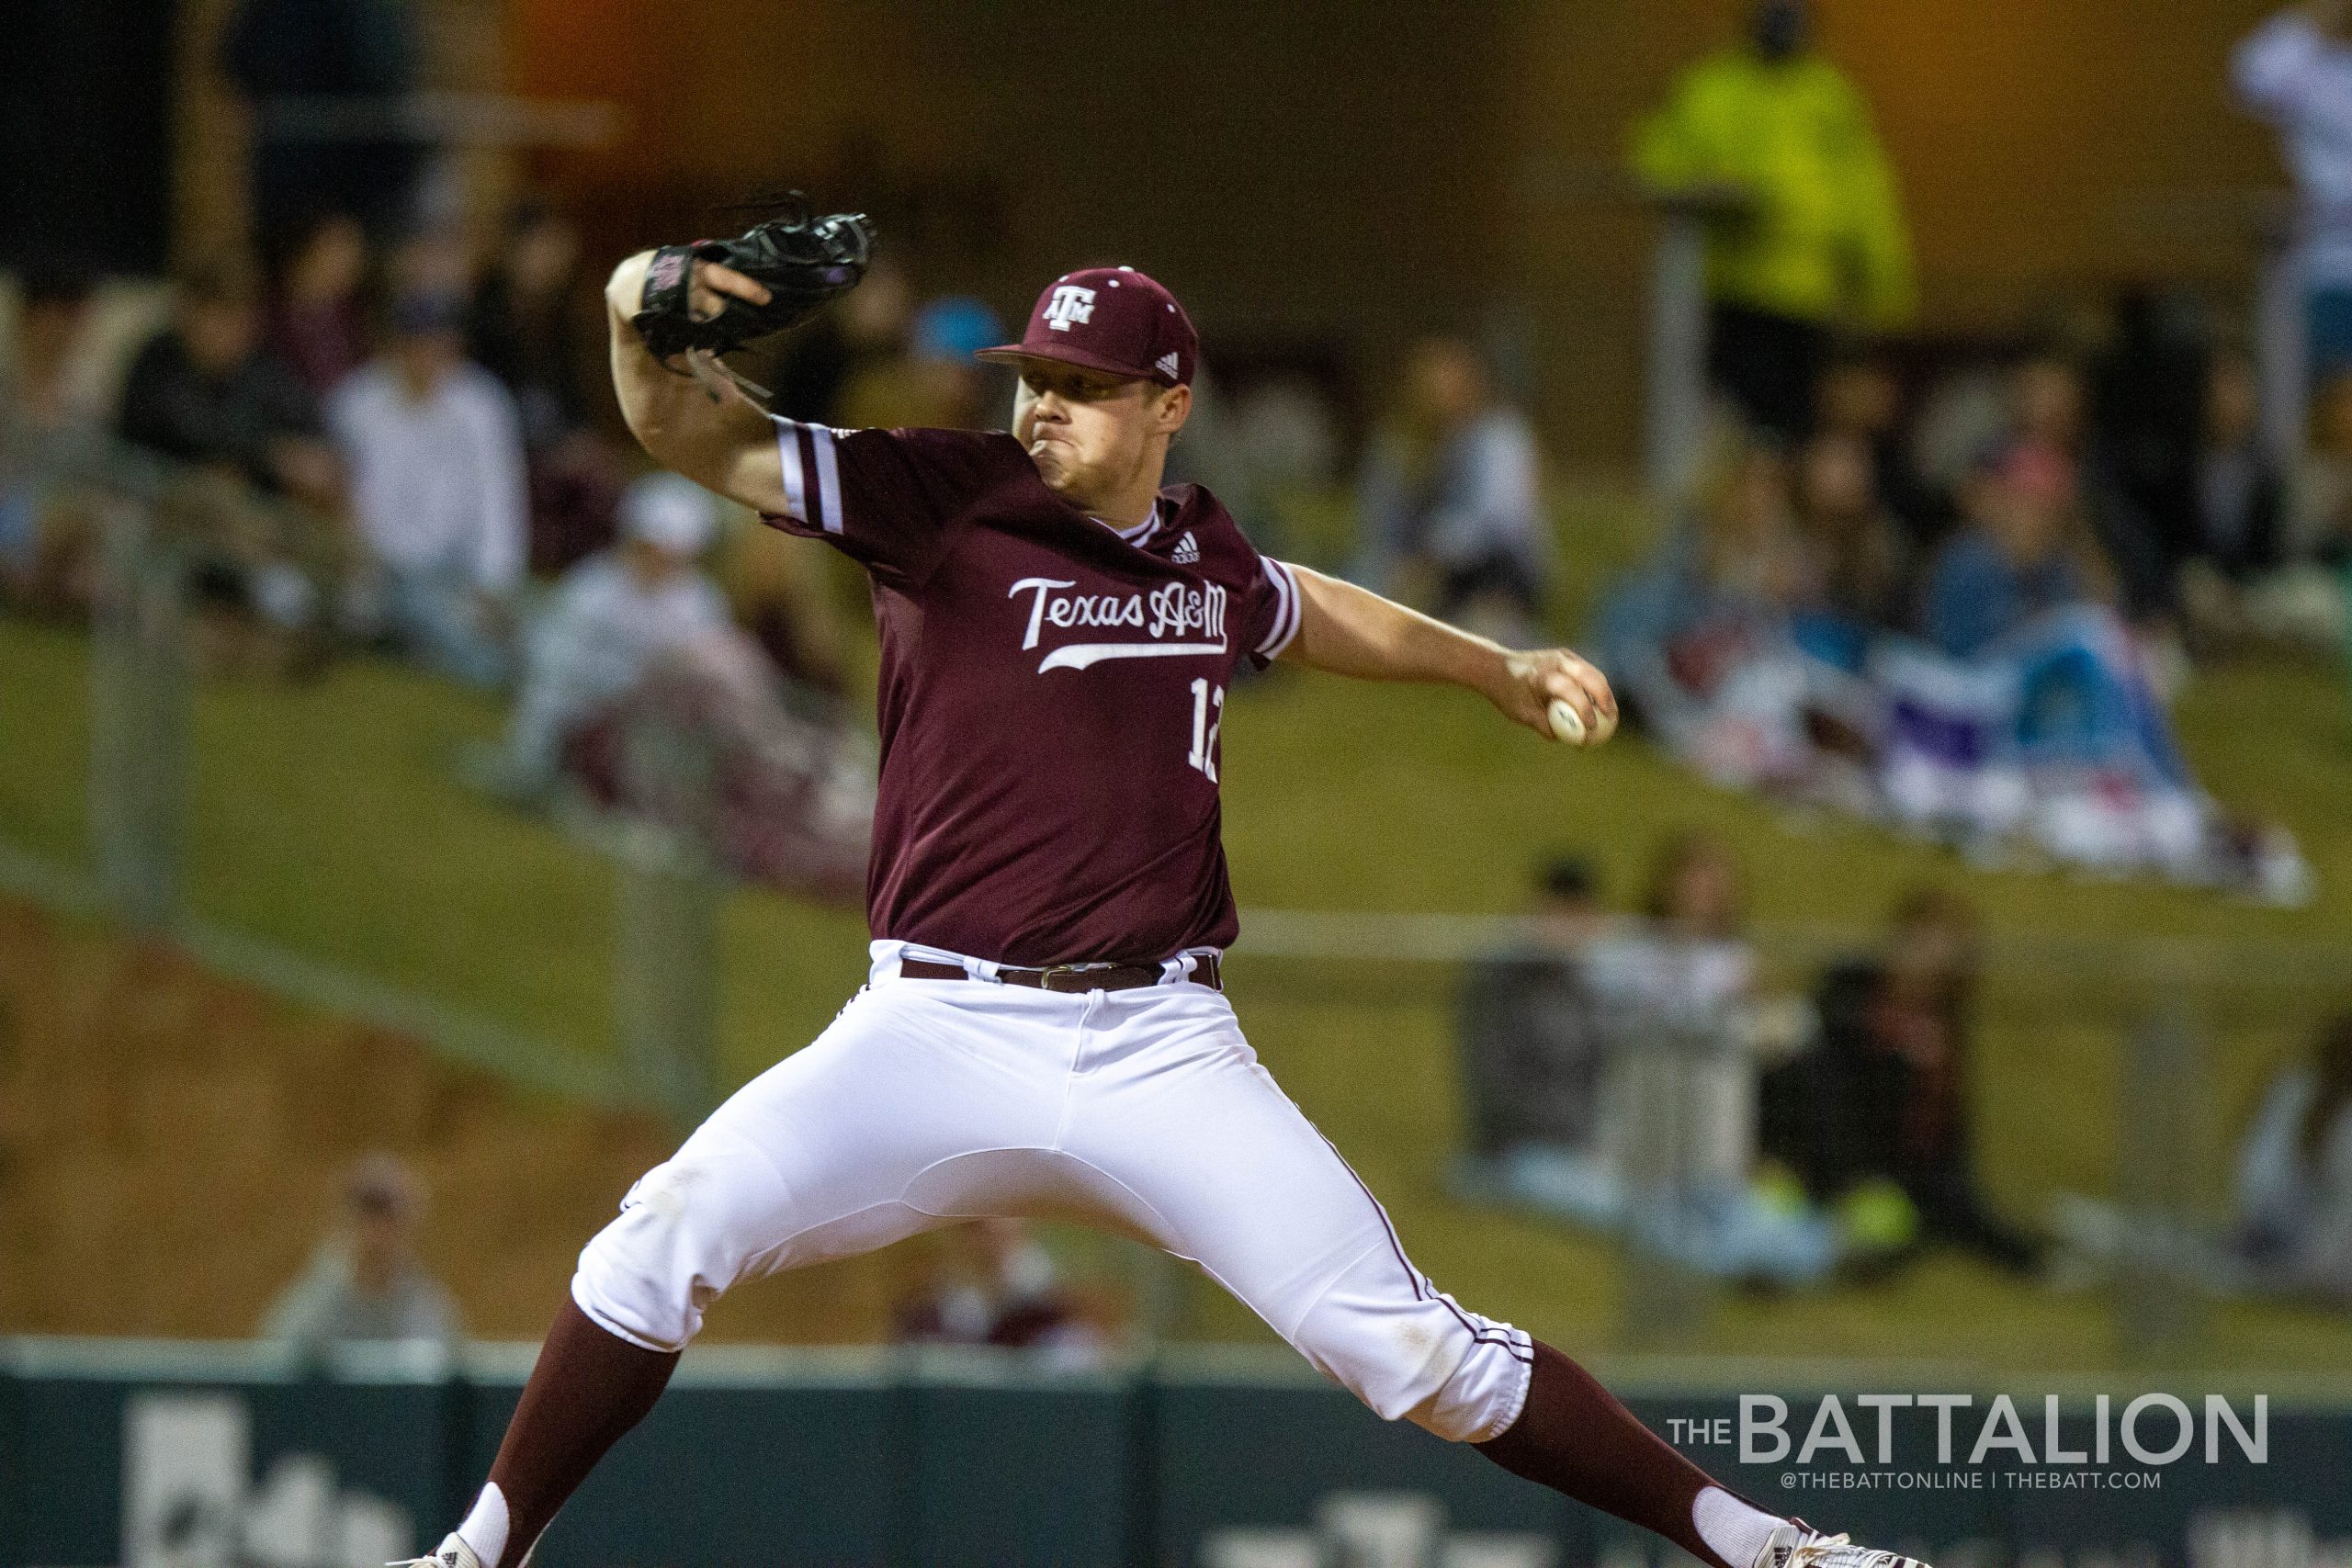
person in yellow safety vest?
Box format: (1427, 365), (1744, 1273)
(1633, 0), (1917, 444)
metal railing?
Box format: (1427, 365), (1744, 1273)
(87, 488), (189, 931)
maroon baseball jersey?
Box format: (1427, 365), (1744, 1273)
(761, 416), (1303, 965)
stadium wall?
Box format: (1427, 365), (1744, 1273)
(2, 1338), (2337, 1568)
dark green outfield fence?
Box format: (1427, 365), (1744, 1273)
(2, 1339), (2346, 1568)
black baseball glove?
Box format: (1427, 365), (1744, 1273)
(633, 198), (872, 366)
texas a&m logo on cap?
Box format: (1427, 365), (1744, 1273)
(978, 265), (1200, 387)
(1043, 285), (1097, 332)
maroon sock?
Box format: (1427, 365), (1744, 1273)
(1475, 1340), (1777, 1568)
(480, 1296), (680, 1564)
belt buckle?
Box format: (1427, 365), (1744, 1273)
(1040, 962), (1114, 993)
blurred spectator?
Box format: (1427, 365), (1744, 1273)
(2193, 348), (2287, 582)
(1908, 361), (2014, 507)
(1, 274), (107, 604)
(329, 288), (526, 685)
(1816, 352), (1939, 541)
(1895, 444), (2306, 891)
(1920, 444), (2109, 660)
(891, 1219), (1114, 1365)
(470, 200), (625, 574)
(2090, 291), (2210, 586)
(1600, 430), (1860, 792)
(4, 273), (107, 440)
(1760, 888), (2042, 1274)
(2234, 2), (2352, 385)
(2233, 1013), (2352, 1303)
(491, 473), (733, 796)
(1454, 855), (1614, 1167)
(567, 634), (876, 901)
(266, 211), (373, 398)
(481, 474), (876, 897)
(116, 263), (345, 646)
(1594, 408), (2302, 890)
(840, 295), (1006, 432)
(2250, 367), (2352, 646)
(469, 202), (592, 448)
(768, 252), (914, 425)
(118, 261), (333, 501)
(1633, 0), (1916, 441)
(1575, 832), (1836, 1285)
(2002, 354), (2175, 631)
(918, 297), (1012, 429)
(1356, 334), (1547, 641)
(262, 1152), (460, 1359)
(220, 0), (428, 248)
(2179, 348), (2291, 644)
(384, 226), (476, 301)
(1588, 831), (1763, 1066)
(1791, 429), (1910, 671)
(725, 514), (857, 699)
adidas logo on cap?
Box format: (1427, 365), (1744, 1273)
(1155, 350), (1182, 380)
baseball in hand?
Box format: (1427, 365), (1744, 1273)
(1546, 697), (1587, 745)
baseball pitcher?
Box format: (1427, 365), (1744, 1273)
(408, 206), (1924, 1568)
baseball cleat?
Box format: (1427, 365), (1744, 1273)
(1755, 1521), (1931, 1568)
(389, 1534), (484, 1568)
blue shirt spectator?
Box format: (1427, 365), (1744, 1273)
(1920, 446), (2096, 657)
(1922, 533), (2086, 659)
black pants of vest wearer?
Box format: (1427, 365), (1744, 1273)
(1707, 302), (1830, 446)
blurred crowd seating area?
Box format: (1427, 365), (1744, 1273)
(1589, 334), (2340, 902)
(1577, 1), (2352, 901)
(9, 0), (2352, 909)
(11, 233), (2345, 906)
(1449, 840), (2352, 1315)
(0, 197), (898, 899)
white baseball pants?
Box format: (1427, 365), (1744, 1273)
(572, 942), (1535, 1443)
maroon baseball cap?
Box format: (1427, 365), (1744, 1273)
(977, 266), (1198, 388)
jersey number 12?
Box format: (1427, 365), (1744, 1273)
(1187, 679), (1225, 783)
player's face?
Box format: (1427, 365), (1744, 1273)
(1010, 359), (1187, 514)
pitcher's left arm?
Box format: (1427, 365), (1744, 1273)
(1278, 564), (1617, 744)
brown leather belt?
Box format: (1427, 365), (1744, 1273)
(899, 954), (1221, 993)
